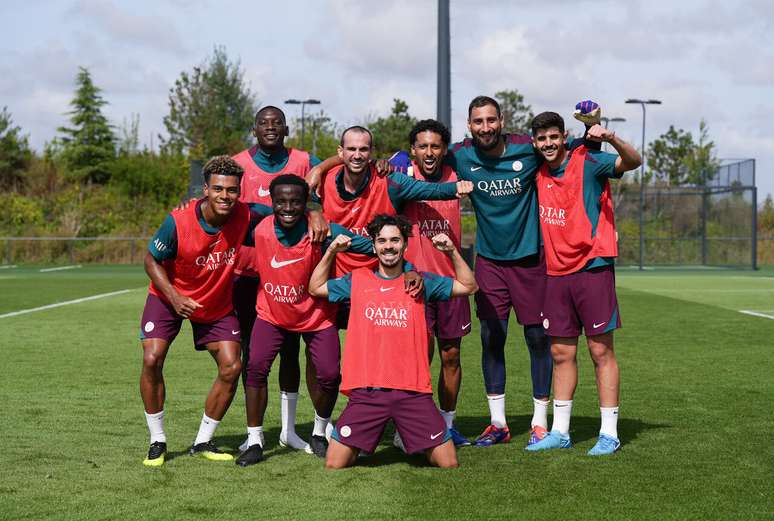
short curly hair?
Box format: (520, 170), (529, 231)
(202, 155), (244, 184)
(409, 119), (451, 147)
(366, 214), (413, 242)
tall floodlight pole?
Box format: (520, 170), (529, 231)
(626, 99), (662, 270)
(284, 99), (321, 150)
(437, 0), (451, 132)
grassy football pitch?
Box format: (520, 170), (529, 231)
(1, 264), (772, 520)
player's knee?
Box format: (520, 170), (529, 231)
(142, 350), (164, 373)
(315, 369), (341, 393)
(219, 358), (242, 383)
(551, 344), (574, 364)
(436, 457), (459, 469)
(440, 348), (461, 369)
(523, 325), (549, 351)
(589, 344), (615, 366)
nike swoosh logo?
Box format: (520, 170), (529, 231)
(270, 256), (305, 268)
(593, 322), (606, 329)
(351, 206), (361, 213)
(470, 166), (482, 171)
(258, 186), (271, 197)
(430, 431), (444, 440)
(546, 183), (554, 188)
(231, 330), (240, 335)
(461, 322), (471, 330)
(209, 239), (222, 249)
(380, 287), (394, 292)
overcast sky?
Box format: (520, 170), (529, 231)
(2, 0), (772, 199)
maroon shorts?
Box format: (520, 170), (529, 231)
(139, 294), (240, 351)
(232, 275), (259, 340)
(425, 296), (472, 340)
(332, 389), (450, 454)
(474, 253), (546, 325)
(245, 317), (341, 392)
(542, 265), (621, 338)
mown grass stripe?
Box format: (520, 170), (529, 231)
(0, 289), (133, 319)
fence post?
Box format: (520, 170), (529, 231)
(701, 185), (708, 266)
(752, 186), (758, 270)
(4, 240), (10, 265)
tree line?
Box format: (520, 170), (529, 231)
(1, 47), (772, 262)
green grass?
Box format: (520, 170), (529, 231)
(1, 265), (772, 520)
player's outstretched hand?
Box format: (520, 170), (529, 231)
(308, 211), (330, 243)
(574, 100), (601, 126)
(403, 270), (425, 299)
(373, 159), (394, 178)
(431, 233), (455, 253)
(585, 124), (615, 143)
(328, 234), (352, 254)
(170, 292), (202, 319)
(456, 180), (474, 198)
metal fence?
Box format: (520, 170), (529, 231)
(615, 158), (758, 269)
(1, 237), (148, 265)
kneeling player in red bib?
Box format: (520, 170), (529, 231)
(139, 156), (268, 466)
(309, 215), (478, 469)
(525, 109), (641, 455)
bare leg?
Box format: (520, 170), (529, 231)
(437, 338), (462, 412)
(203, 341), (242, 420)
(426, 440), (458, 468)
(140, 338), (171, 413)
(551, 337), (579, 401)
(325, 439), (359, 469)
(587, 332), (619, 407)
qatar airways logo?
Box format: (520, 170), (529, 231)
(418, 219), (451, 237)
(263, 282), (306, 304)
(349, 226), (369, 237)
(195, 247), (236, 271)
(539, 205), (567, 227)
(477, 177), (522, 197)
(364, 301), (409, 328)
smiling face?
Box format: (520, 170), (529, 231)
(411, 130), (447, 177)
(468, 104), (503, 151)
(253, 107), (287, 150)
(203, 174), (241, 217)
(532, 126), (567, 166)
(373, 224), (407, 269)
(337, 129), (372, 175)
(271, 183), (306, 229)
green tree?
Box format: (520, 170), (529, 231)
(495, 89), (534, 134)
(647, 120), (719, 185)
(162, 47), (257, 160)
(57, 67), (116, 184)
(369, 99), (417, 157)
(759, 195), (774, 233)
(286, 110), (340, 160)
(0, 106), (33, 191)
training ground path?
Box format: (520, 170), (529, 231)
(0, 289), (136, 319)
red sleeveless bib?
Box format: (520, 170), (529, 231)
(340, 269), (432, 395)
(321, 165), (395, 277)
(402, 163), (460, 277)
(232, 147), (312, 277)
(149, 200), (249, 322)
(253, 216), (336, 331)
(537, 145), (618, 275)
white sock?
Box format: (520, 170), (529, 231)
(313, 413), (330, 437)
(440, 409), (456, 429)
(551, 400), (573, 436)
(531, 398), (549, 429)
(144, 410), (166, 444)
(600, 407), (619, 439)
(279, 392), (310, 451)
(247, 426), (264, 448)
(487, 394), (507, 428)
(280, 391), (299, 436)
(193, 413), (220, 445)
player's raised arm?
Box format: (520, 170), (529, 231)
(585, 124), (642, 173)
(308, 234), (352, 298)
(143, 252), (202, 318)
(431, 233), (478, 297)
(306, 155), (343, 198)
